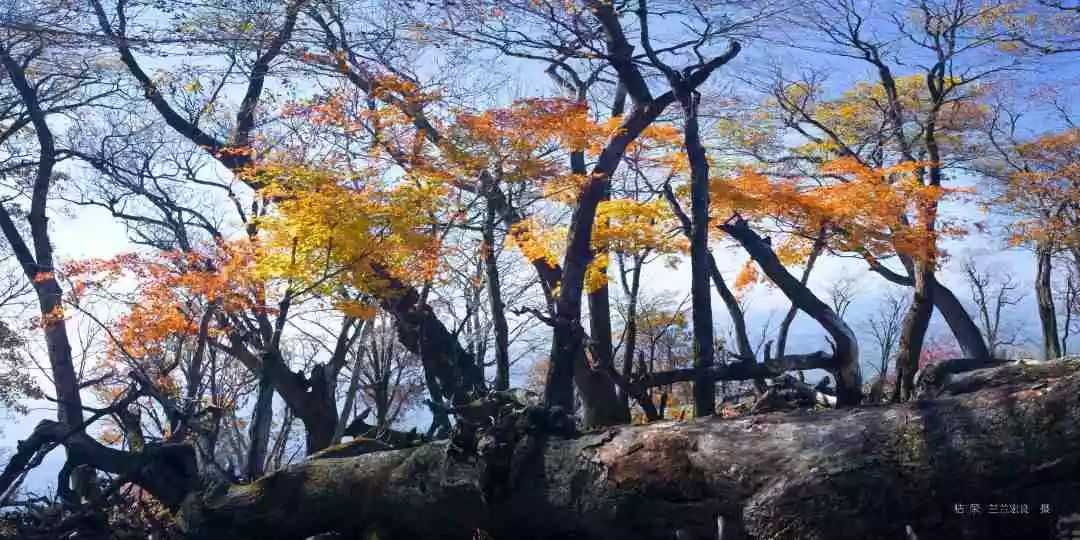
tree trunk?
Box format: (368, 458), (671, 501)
(182, 360), (1080, 540)
(618, 256), (643, 409)
(301, 364), (339, 454)
(682, 93), (717, 418)
(245, 356), (276, 479)
(868, 258), (991, 360)
(721, 216), (861, 406)
(333, 321), (370, 442)
(931, 276), (991, 359)
(483, 203), (512, 391)
(893, 266), (934, 402)
(662, 185), (753, 361)
(0, 46), (91, 495)
(545, 100), (666, 415)
(376, 266), (484, 406)
(1036, 243), (1062, 361)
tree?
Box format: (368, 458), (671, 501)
(714, 0), (1026, 398)
(349, 311), (424, 432)
(181, 361), (1080, 540)
(961, 258), (1025, 357)
(981, 107), (1079, 360)
(1, 1), (1078, 536)
(862, 287), (909, 390)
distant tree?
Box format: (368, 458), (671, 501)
(961, 259), (1025, 357)
(863, 288), (910, 383)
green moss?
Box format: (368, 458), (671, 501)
(888, 415), (929, 469)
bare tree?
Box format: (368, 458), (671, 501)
(862, 288), (909, 391)
(1058, 264), (1080, 356)
(825, 275), (858, 321)
(351, 312), (425, 432)
(962, 259), (1025, 357)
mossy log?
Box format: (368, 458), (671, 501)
(181, 361), (1080, 539)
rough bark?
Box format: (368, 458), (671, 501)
(1036, 243), (1062, 361)
(893, 267), (934, 402)
(181, 360), (1080, 540)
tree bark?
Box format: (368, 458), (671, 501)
(376, 266), (484, 406)
(721, 216), (862, 406)
(245, 355), (277, 479)
(0, 46), (85, 430)
(617, 254), (643, 409)
(932, 276), (991, 360)
(333, 321), (370, 442)
(893, 266), (934, 402)
(681, 93), (717, 418)
(483, 203), (512, 391)
(1036, 243), (1062, 361)
(182, 360), (1080, 540)
(546, 98), (671, 414)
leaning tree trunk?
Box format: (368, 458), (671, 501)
(868, 258), (990, 360)
(721, 216), (861, 406)
(181, 360), (1080, 540)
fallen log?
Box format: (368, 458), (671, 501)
(180, 360), (1080, 539)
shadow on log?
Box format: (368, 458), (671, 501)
(179, 360), (1080, 539)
